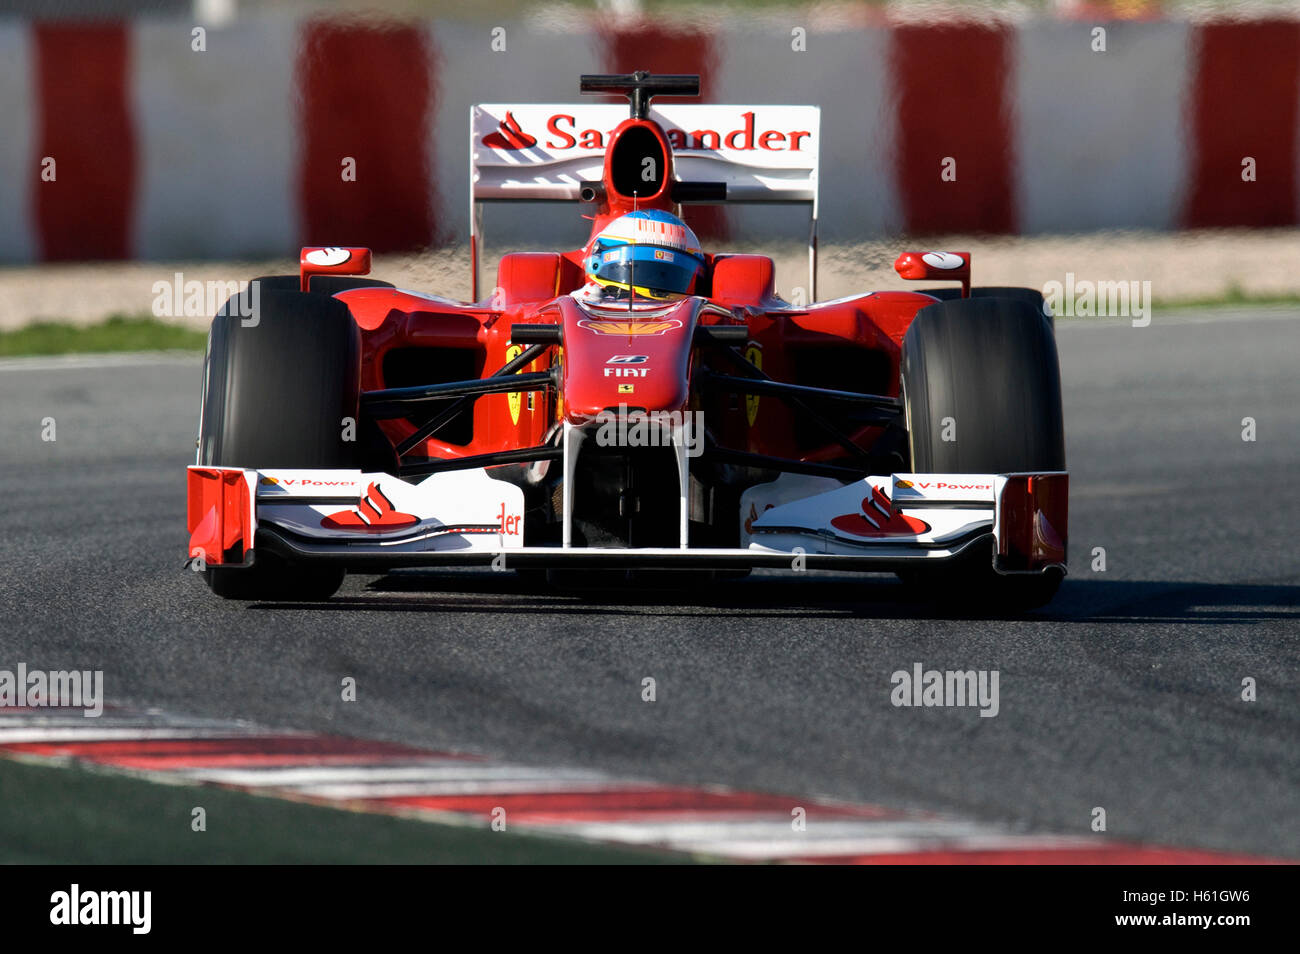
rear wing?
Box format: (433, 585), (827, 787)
(470, 103), (821, 302)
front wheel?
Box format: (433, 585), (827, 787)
(196, 286), (361, 600)
(205, 553), (345, 602)
(900, 295), (1066, 609)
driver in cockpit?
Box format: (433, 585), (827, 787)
(575, 209), (706, 307)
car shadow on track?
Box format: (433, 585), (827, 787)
(246, 572), (1300, 626)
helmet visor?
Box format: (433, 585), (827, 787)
(590, 244), (702, 299)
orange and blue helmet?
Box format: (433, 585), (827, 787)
(585, 210), (705, 301)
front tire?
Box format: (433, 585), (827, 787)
(900, 295), (1066, 608)
(917, 285), (1049, 318)
(197, 287), (359, 600)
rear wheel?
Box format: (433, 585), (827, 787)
(197, 287), (360, 600)
(900, 296), (1066, 608)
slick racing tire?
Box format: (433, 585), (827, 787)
(247, 274), (395, 297)
(900, 295), (1066, 609)
(917, 286), (1050, 318)
(196, 287), (361, 600)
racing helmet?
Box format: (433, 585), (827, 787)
(584, 210), (705, 301)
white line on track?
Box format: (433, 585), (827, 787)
(175, 763), (618, 787)
(291, 779), (654, 799)
(0, 727), (289, 743)
(1055, 306), (1300, 330)
(541, 818), (1007, 844)
(666, 833), (1099, 859)
(0, 351), (201, 372)
(0, 713), (270, 730)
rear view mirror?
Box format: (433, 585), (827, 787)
(299, 246), (372, 292)
(893, 250), (970, 298)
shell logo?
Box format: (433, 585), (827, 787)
(577, 318), (682, 337)
(896, 479), (914, 489)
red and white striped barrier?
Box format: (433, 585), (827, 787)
(0, 704), (1275, 863)
(0, 14), (1296, 263)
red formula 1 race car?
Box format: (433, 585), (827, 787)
(187, 72), (1067, 607)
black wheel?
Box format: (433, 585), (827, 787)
(917, 285), (1049, 317)
(900, 295), (1066, 608)
(248, 274), (394, 296)
(203, 551), (348, 602)
(197, 287), (360, 600)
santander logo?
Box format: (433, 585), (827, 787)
(482, 111), (538, 150)
(483, 110), (810, 153)
(321, 482), (419, 533)
(830, 484), (930, 538)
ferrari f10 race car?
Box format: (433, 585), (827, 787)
(187, 72), (1067, 608)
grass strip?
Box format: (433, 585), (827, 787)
(0, 315), (207, 357)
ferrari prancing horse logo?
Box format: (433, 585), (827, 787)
(505, 344), (524, 425)
(744, 342), (762, 426)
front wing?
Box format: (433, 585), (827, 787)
(186, 465), (1068, 576)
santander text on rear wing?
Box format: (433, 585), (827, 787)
(470, 103), (821, 299)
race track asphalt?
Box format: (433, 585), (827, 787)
(1, 309), (1297, 858)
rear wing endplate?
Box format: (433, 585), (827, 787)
(470, 103), (820, 302)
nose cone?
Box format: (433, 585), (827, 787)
(556, 296), (698, 424)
